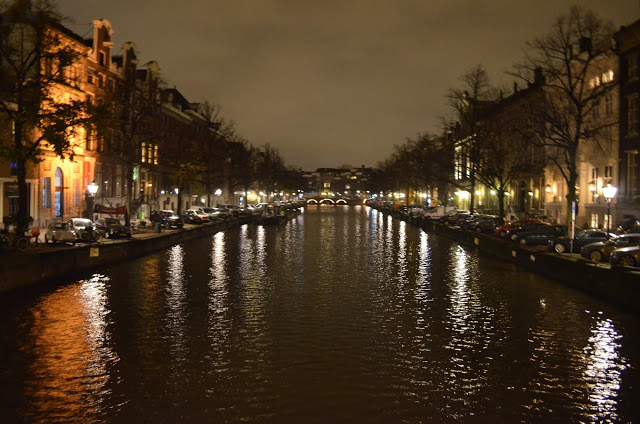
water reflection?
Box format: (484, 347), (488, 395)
(23, 274), (116, 422)
(2, 207), (639, 423)
(165, 245), (187, 365)
(582, 315), (627, 422)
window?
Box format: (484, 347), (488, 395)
(602, 70), (614, 84)
(10, 161), (17, 176)
(141, 142), (147, 163)
(104, 164), (112, 197)
(590, 213), (599, 229)
(42, 177), (51, 208)
(627, 151), (638, 200)
(154, 145), (158, 165)
(116, 165), (123, 197)
(99, 52), (105, 66)
(604, 93), (613, 116)
(604, 165), (613, 184)
(629, 94), (638, 136)
(85, 127), (93, 151)
(629, 54), (638, 80)
(592, 102), (599, 120)
(73, 179), (81, 207)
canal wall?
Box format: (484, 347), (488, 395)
(393, 212), (640, 313)
(0, 218), (249, 294)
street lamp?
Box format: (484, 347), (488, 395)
(603, 184), (617, 234)
(86, 181), (98, 221)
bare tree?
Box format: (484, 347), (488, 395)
(445, 65), (498, 213)
(511, 6), (616, 226)
(0, 0), (107, 234)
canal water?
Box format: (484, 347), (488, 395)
(1, 206), (639, 423)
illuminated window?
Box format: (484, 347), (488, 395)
(455, 145), (463, 180)
(602, 70), (613, 84)
(590, 213), (599, 229)
(42, 177), (51, 208)
(154, 145), (158, 165)
(141, 142), (147, 163)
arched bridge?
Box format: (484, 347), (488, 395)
(305, 197), (363, 206)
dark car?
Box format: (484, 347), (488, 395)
(610, 245), (640, 267)
(150, 210), (169, 227)
(504, 221), (550, 241)
(547, 229), (612, 253)
(581, 233), (640, 262)
(440, 210), (471, 226)
(617, 217), (640, 234)
(516, 225), (568, 246)
(495, 219), (545, 238)
(181, 210), (203, 224)
(94, 217), (131, 239)
(467, 215), (504, 233)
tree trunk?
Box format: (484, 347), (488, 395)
(16, 157), (29, 235)
(125, 165), (134, 226)
(497, 191), (505, 220)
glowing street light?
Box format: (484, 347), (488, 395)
(603, 184), (617, 234)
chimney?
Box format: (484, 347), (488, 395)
(579, 37), (592, 53)
(534, 67), (545, 85)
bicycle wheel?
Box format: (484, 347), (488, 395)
(16, 237), (29, 251)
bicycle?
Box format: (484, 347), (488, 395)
(0, 229), (42, 252)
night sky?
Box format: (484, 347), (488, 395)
(58, 0), (639, 171)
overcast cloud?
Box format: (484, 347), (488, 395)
(58, 0), (639, 170)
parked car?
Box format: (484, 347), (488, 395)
(94, 217), (131, 239)
(44, 222), (76, 244)
(547, 229), (612, 253)
(186, 207), (210, 223)
(409, 206), (431, 218)
(440, 210), (471, 226)
(69, 217), (97, 242)
(202, 207), (230, 220)
(162, 210), (184, 228)
(495, 219), (546, 238)
(421, 206), (458, 220)
(465, 215), (504, 233)
(181, 210), (204, 224)
(617, 217), (640, 234)
(516, 225), (568, 246)
(581, 233), (640, 262)
(218, 204), (241, 217)
(503, 221), (549, 241)
(610, 245), (640, 267)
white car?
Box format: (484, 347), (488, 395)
(421, 206), (458, 220)
(44, 222), (76, 244)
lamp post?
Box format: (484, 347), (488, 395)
(602, 184), (617, 234)
(86, 181), (98, 221)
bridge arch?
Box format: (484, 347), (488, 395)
(319, 198), (335, 205)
